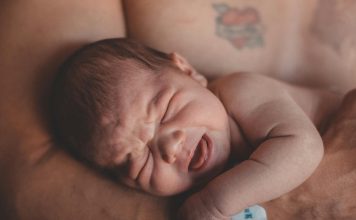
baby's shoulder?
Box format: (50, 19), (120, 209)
(210, 72), (275, 94)
(209, 72), (282, 109)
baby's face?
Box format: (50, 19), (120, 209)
(106, 67), (231, 196)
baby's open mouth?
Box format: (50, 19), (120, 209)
(188, 134), (209, 171)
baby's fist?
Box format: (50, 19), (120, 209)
(177, 192), (230, 220)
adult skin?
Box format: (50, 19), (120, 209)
(1, 0), (356, 220)
(125, 0), (356, 93)
(0, 1), (172, 219)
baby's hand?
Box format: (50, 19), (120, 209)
(177, 191), (230, 220)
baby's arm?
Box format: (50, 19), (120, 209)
(186, 74), (324, 218)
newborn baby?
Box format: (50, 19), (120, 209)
(51, 38), (340, 219)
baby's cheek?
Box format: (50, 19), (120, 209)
(149, 168), (191, 196)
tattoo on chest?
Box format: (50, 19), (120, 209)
(213, 3), (264, 50)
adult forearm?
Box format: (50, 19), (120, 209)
(1, 146), (172, 220)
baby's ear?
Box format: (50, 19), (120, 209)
(169, 52), (208, 87)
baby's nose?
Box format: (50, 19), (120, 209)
(158, 130), (185, 164)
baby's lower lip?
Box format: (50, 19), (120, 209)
(188, 134), (211, 171)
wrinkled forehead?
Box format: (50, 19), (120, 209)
(115, 69), (157, 117)
(97, 85), (155, 168)
(107, 65), (181, 141)
(108, 77), (178, 157)
(114, 62), (179, 117)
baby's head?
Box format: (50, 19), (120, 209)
(52, 38), (231, 195)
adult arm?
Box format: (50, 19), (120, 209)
(0, 1), (172, 219)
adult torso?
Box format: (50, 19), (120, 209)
(124, 0), (356, 93)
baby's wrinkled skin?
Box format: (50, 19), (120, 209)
(102, 52), (340, 219)
(106, 54), (231, 196)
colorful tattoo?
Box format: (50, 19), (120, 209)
(213, 3), (264, 50)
